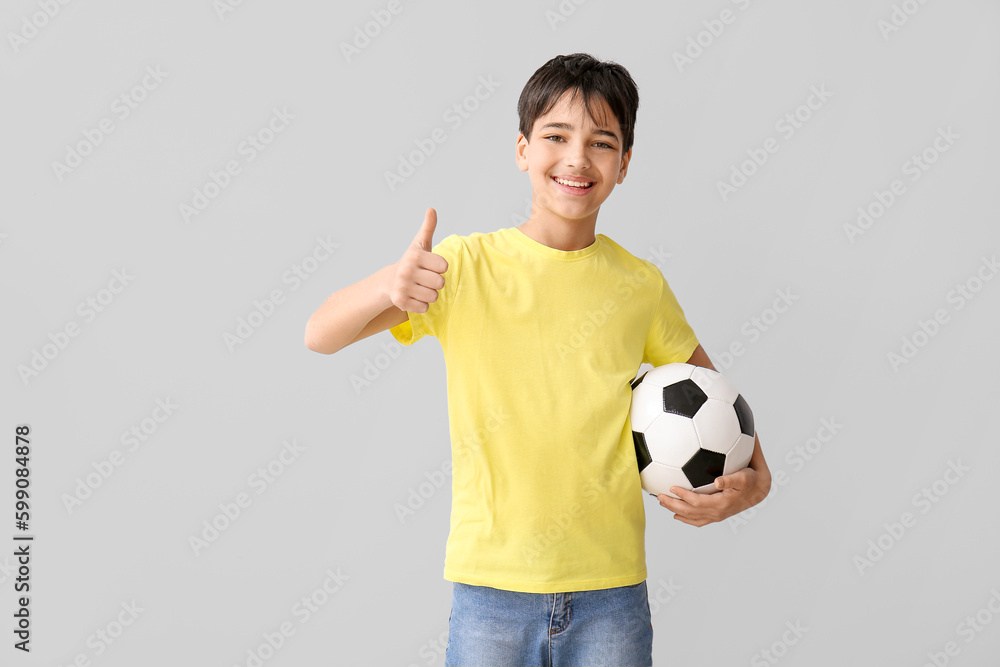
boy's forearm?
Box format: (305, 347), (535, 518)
(304, 262), (397, 354)
(747, 433), (771, 504)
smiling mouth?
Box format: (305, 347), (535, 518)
(552, 176), (595, 190)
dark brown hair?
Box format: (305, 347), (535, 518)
(517, 53), (639, 155)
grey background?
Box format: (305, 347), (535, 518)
(2, 0), (999, 665)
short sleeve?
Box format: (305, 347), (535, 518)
(642, 262), (700, 366)
(389, 233), (464, 345)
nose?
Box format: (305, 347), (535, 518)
(565, 139), (591, 169)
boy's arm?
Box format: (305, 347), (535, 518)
(654, 344), (772, 527)
(304, 208), (447, 355)
(304, 262), (407, 355)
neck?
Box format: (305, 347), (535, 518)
(517, 214), (597, 252)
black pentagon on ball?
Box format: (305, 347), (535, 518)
(629, 371), (648, 391)
(733, 394), (754, 437)
(661, 379), (707, 419)
(632, 430), (652, 472)
(682, 448), (727, 488)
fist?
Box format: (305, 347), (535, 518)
(390, 207), (449, 314)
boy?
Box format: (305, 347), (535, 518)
(305, 53), (771, 667)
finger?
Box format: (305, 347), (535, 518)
(413, 207), (437, 251)
(401, 293), (439, 314)
(397, 296), (427, 314)
(412, 267), (446, 293)
(406, 282), (441, 305)
(676, 515), (709, 528)
(656, 491), (685, 507)
(668, 486), (700, 504)
(715, 470), (747, 491)
(657, 494), (679, 509)
(417, 249), (448, 276)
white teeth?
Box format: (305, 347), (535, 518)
(554, 177), (592, 188)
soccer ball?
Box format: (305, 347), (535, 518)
(629, 363), (755, 499)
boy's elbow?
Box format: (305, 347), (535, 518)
(306, 339), (339, 355)
(754, 467), (772, 504)
(304, 332), (322, 354)
(304, 324), (337, 355)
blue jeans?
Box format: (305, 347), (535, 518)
(444, 580), (653, 666)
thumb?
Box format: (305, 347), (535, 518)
(413, 207), (437, 251)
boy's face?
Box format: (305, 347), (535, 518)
(515, 89), (631, 228)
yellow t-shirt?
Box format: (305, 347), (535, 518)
(390, 226), (699, 593)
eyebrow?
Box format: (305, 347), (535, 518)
(540, 122), (620, 143)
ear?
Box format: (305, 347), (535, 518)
(617, 147), (632, 184)
(515, 132), (529, 172)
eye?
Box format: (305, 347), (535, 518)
(544, 135), (615, 150)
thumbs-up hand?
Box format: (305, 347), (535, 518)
(390, 208), (449, 314)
